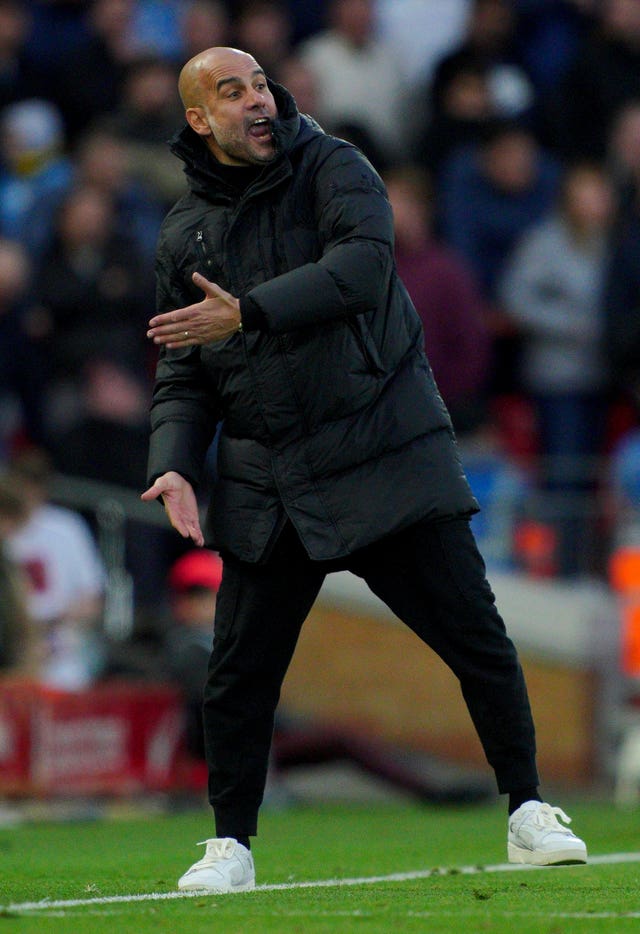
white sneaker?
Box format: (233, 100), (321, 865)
(508, 801), (588, 866)
(178, 837), (255, 893)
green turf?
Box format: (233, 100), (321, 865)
(0, 799), (639, 932)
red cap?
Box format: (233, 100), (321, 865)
(168, 549), (223, 594)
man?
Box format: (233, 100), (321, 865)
(142, 46), (587, 893)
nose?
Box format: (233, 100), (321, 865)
(247, 87), (267, 108)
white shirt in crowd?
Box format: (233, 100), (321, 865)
(8, 502), (105, 625)
(7, 502), (106, 689)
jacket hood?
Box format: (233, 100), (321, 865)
(169, 80), (321, 195)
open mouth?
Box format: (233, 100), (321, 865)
(248, 117), (273, 141)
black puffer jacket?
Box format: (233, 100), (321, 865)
(147, 82), (478, 562)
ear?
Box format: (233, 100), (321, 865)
(185, 107), (212, 137)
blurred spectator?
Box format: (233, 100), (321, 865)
(277, 54), (320, 120)
(499, 162), (616, 576)
(72, 124), (165, 264)
(0, 474), (30, 672)
(0, 98), (73, 256)
(285, 0), (325, 45)
(384, 164), (491, 434)
(439, 119), (561, 394)
(457, 422), (531, 571)
(51, 356), (151, 491)
(0, 0), (49, 111)
(431, 0), (536, 125)
(439, 120), (561, 300)
(376, 0), (471, 89)
(102, 54), (186, 208)
(51, 355), (173, 613)
(514, 0), (598, 96)
(601, 101), (640, 430)
(544, 0), (640, 160)
(0, 238), (47, 455)
(180, 0), (231, 64)
(232, 0), (294, 84)
(22, 0), (92, 71)
(604, 184), (640, 415)
(608, 427), (640, 554)
(162, 548), (222, 759)
(11, 120), (164, 272)
(607, 99), (640, 215)
(5, 449), (106, 689)
(51, 0), (139, 144)
(37, 182), (152, 433)
(299, 0), (410, 167)
(414, 54), (496, 181)
(128, 0), (184, 60)
(609, 426), (640, 549)
(603, 99), (640, 417)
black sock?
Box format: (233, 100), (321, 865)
(235, 835), (250, 850)
(508, 787), (542, 815)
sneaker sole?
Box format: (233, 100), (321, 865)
(508, 842), (588, 866)
(177, 879), (255, 894)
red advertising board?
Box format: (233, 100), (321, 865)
(0, 679), (188, 796)
(0, 680), (31, 792)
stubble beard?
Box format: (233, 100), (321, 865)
(210, 117), (277, 166)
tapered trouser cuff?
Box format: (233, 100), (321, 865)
(495, 761), (540, 795)
(214, 798), (261, 838)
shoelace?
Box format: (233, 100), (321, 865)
(531, 804), (573, 832)
(191, 837), (236, 869)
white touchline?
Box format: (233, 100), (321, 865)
(4, 852), (640, 914)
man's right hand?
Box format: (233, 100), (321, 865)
(141, 471), (204, 546)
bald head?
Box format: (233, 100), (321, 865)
(178, 46), (260, 109)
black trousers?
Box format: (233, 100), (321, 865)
(203, 517), (539, 837)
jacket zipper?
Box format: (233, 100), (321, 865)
(196, 230), (214, 273)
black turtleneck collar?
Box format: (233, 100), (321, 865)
(213, 162), (263, 192)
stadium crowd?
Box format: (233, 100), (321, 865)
(2, 0), (640, 687)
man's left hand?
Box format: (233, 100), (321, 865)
(147, 272), (242, 347)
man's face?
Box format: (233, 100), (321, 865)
(484, 131), (536, 193)
(189, 52), (278, 166)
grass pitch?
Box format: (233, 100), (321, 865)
(0, 798), (639, 932)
